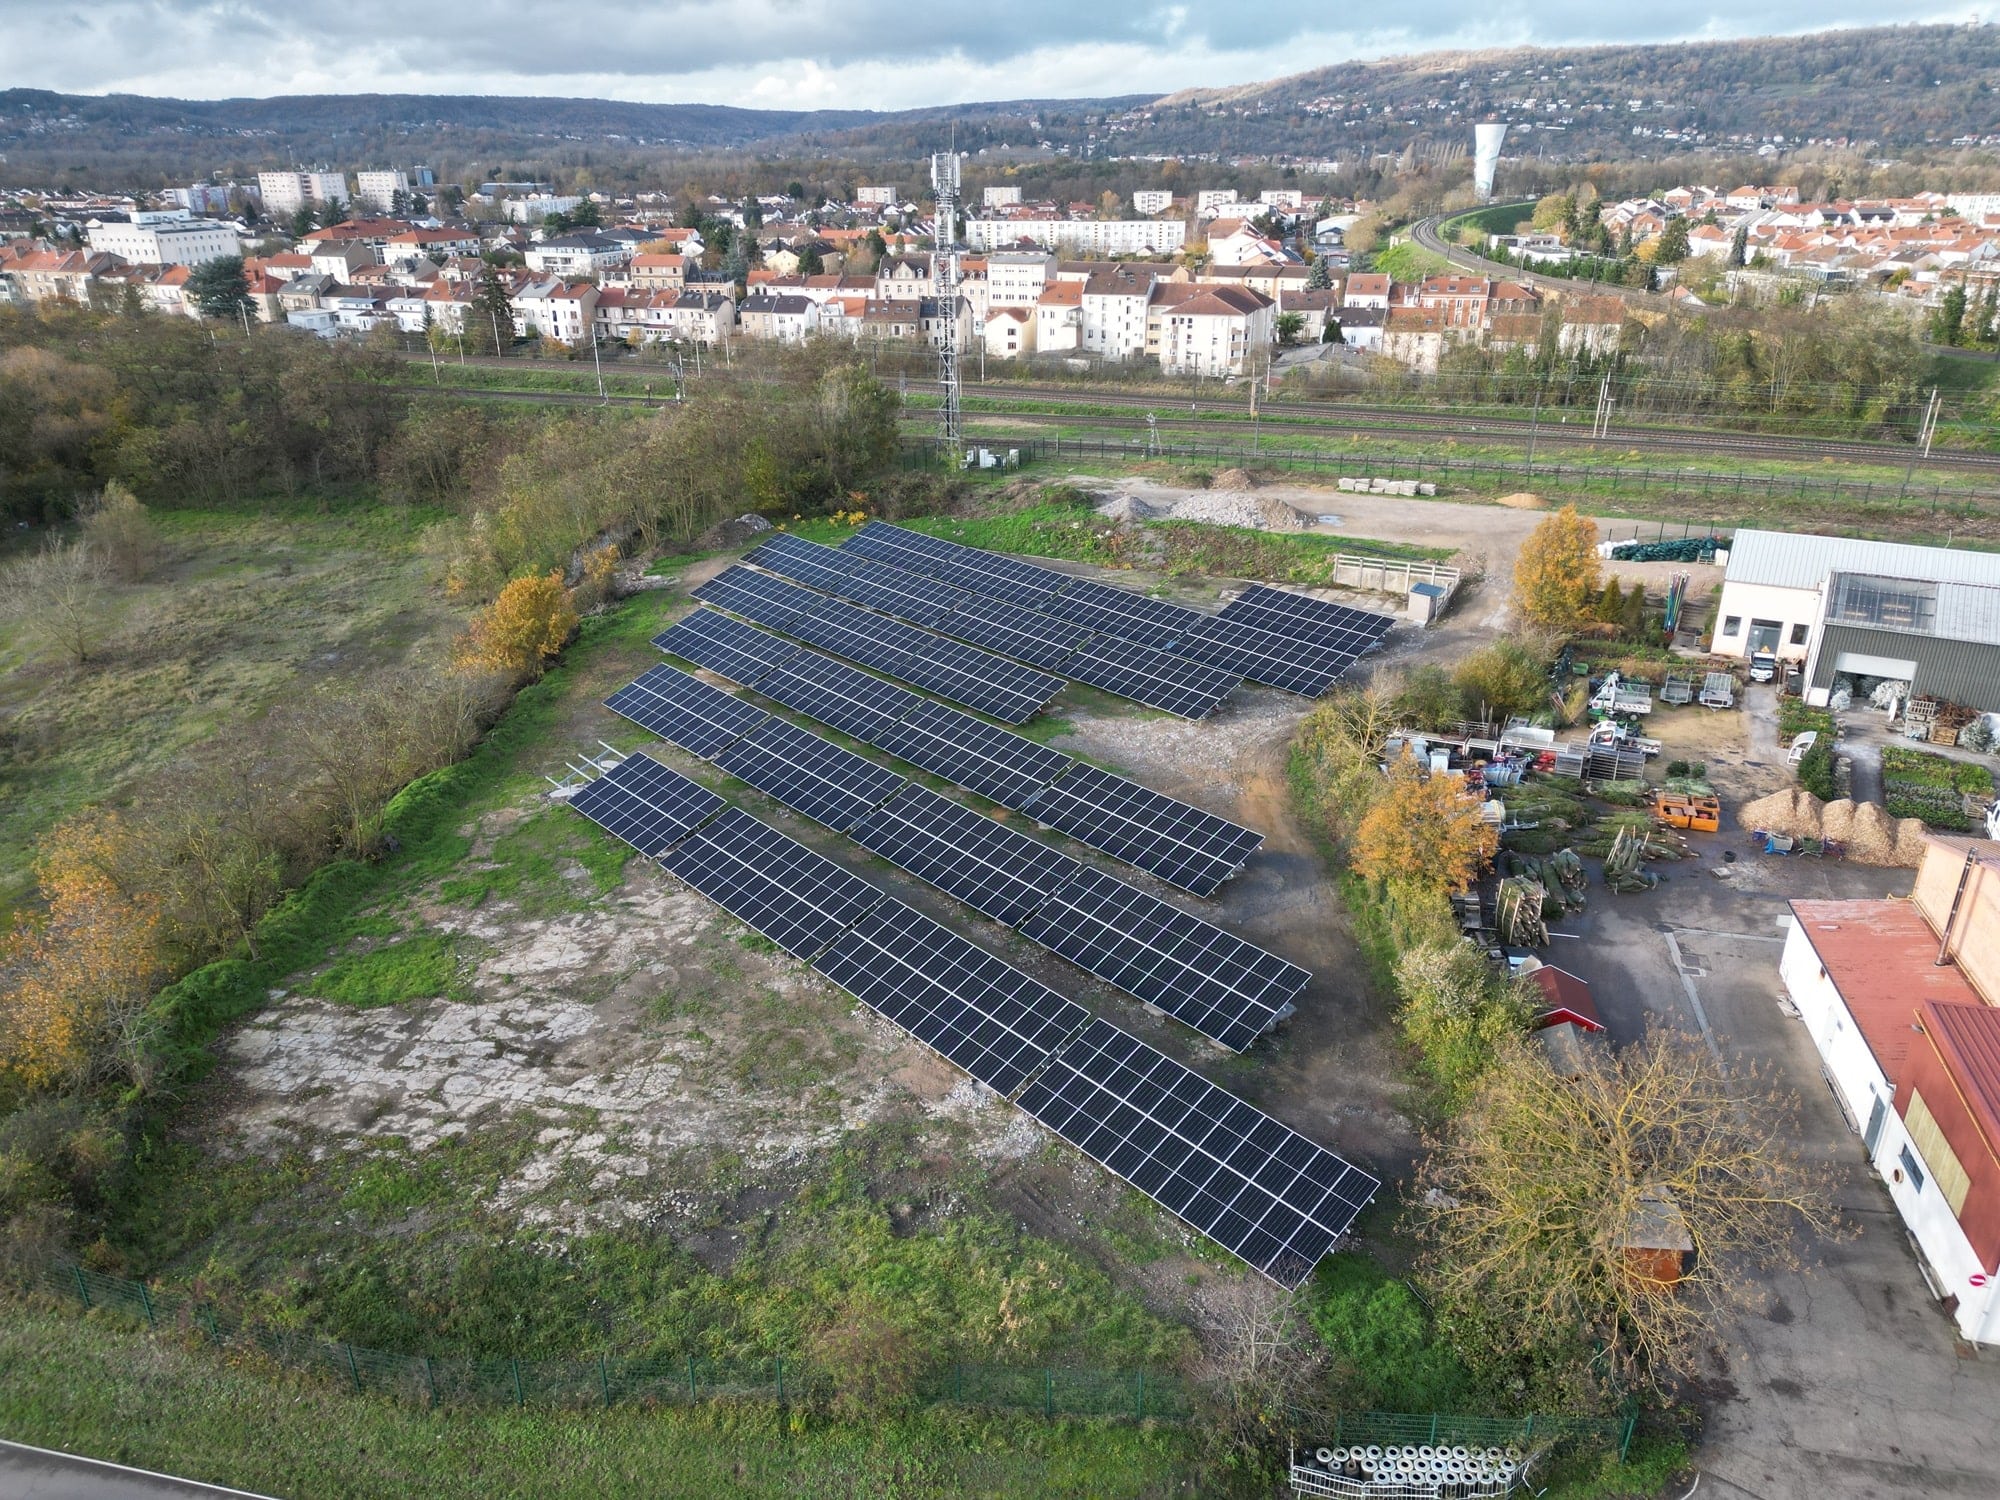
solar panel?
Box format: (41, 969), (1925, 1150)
(838, 561), (968, 629)
(893, 636), (1065, 726)
(567, 751), (726, 858)
(712, 718), (905, 831)
(848, 785), (1083, 927)
(1039, 577), (1203, 649)
(1017, 1019), (1379, 1287)
(1020, 867), (1309, 1051)
(872, 700), (1074, 811)
(652, 609), (803, 687)
(785, 599), (935, 675)
(1022, 764), (1262, 897)
(752, 652), (927, 742)
(1174, 614), (1356, 697)
(604, 664), (770, 758)
(1055, 636), (1239, 719)
(841, 521), (950, 574)
(742, 532), (867, 594)
(942, 594), (1095, 672)
(813, 900), (1089, 1099)
(658, 806), (885, 958)
(1218, 584), (1395, 654)
(934, 556), (1067, 611)
(689, 566), (825, 630)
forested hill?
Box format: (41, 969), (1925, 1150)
(4, 23), (1998, 186)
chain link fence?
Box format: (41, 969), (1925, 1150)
(42, 1261), (1193, 1421)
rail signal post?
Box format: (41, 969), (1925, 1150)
(931, 151), (963, 465)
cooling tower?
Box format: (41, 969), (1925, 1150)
(1473, 123), (1507, 202)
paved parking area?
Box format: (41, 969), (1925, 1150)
(1559, 846), (2000, 1498)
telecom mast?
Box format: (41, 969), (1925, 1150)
(930, 149), (962, 461)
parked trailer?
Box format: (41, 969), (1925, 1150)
(1590, 672), (1653, 716)
(1698, 672), (1736, 710)
(1660, 673), (1694, 706)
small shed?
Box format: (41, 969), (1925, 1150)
(1527, 964), (1604, 1032)
(1620, 1190), (1695, 1288)
(1406, 581), (1448, 625)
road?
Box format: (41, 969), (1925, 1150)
(0, 1442), (284, 1500)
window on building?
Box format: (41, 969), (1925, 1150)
(1898, 1144), (1927, 1193)
(1790, 623), (1809, 646)
(1721, 616), (1742, 637)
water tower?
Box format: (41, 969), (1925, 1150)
(1473, 123), (1507, 202)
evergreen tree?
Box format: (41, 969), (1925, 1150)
(1654, 217), (1691, 265)
(1729, 225), (1748, 267)
(289, 206), (315, 239)
(388, 188), (410, 217)
(1976, 286), (1998, 348)
(473, 268), (517, 354)
(1929, 285), (1968, 347)
(797, 243), (825, 276)
(409, 191), (430, 217)
(187, 256), (256, 323)
(1305, 255), (1332, 291)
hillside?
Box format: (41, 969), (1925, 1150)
(4, 23), (1998, 187)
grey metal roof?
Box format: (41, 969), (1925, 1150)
(1724, 529), (2000, 592)
(1936, 581), (2000, 646)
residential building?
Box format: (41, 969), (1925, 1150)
(1156, 284), (1274, 376)
(875, 253), (937, 301)
(966, 218), (1185, 256)
(354, 170), (411, 213)
(504, 195), (583, 224)
(1325, 304), (1385, 351)
(982, 185), (1022, 210)
(1712, 530), (2000, 712)
(1206, 219), (1289, 266)
(1035, 280), (1084, 354)
(986, 250), (1054, 308)
(984, 306), (1034, 359)
(526, 232), (634, 276)
(1342, 272), (1391, 308)
(856, 186), (896, 207)
(5, 247), (123, 306)
(1276, 287), (1343, 342)
(736, 292), (818, 343)
(86, 210), (239, 266)
(302, 220), (416, 264)
(1782, 838), (2000, 1345)
(1195, 190), (1237, 214)
(1078, 265), (1158, 360)
(1132, 190), (1174, 215)
(630, 253), (686, 290)
(512, 279), (599, 345)
(1259, 189), (1305, 210)
(383, 228), (483, 266)
(308, 242), (374, 282)
(257, 170), (348, 216)
(1382, 307), (1456, 373)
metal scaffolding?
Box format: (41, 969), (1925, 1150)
(930, 150), (962, 460)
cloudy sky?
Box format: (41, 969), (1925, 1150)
(5, 2), (1977, 110)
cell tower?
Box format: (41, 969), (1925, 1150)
(930, 149), (962, 461)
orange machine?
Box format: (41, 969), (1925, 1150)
(1652, 791), (1721, 833)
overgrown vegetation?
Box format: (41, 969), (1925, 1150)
(1882, 744), (1995, 831)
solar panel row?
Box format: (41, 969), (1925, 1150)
(651, 609), (802, 687)
(747, 534), (1230, 719)
(839, 522), (1393, 703)
(1017, 1019), (1379, 1288)
(712, 717), (905, 833)
(566, 774), (1373, 1283)
(605, 665), (771, 759)
(650, 615), (1262, 895)
(693, 565), (1063, 723)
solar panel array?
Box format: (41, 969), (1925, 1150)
(713, 718), (905, 832)
(565, 752), (725, 858)
(1023, 764), (1262, 898)
(814, 900), (1090, 1099)
(849, 785), (1083, 928)
(652, 616), (1261, 893)
(695, 562), (1063, 724)
(605, 665), (771, 758)
(828, 522), (1397, 707)
(563, 746), (1377, 1284)
(1017, 1020), (1380, 1288)
(1020, 867), (1310, 1053)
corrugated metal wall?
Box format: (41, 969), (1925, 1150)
(1812, 625), (2000, 712)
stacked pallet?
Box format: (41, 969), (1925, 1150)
(1906, 697), (1980, 746)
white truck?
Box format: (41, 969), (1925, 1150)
(1749, 649), (1778, 683)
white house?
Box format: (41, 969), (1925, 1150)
(1156, 284), (1274, 376)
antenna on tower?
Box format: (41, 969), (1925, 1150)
(930, 140), (962, 466)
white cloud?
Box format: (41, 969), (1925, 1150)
(1, 2), (1979, 106)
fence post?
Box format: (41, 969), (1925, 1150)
(1429, 1414), (1439, 1444)
(71, 1264), (91, 1309)
(687, 1355), (698, 1402)
(775, 1356), (784, 1404)
(1045, 1368), (1055, 1420)
(202, 1306), (220, 1343)
(1620, 1413), (1636, 1462)
(138, 1283), (156, 1328)
(599, 1354), (612, 1408)
(510, 1357), (523, 1408)
(344, 1344), (362, 1393)
(424, 1356), (438, 1410)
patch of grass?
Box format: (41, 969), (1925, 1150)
(438, 806), (632, 916)
(306, 931), (473, 1008)
(0, 1303), (1197, 1500)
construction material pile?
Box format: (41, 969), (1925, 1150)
(1739, 788), (1927, 866)
(1607, 536), (1723, 563)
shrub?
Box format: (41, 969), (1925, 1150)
(1796, 736), (1836, 801)
(454, 571), (578, 680)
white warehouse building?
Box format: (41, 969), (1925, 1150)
(1711, 529), (2000, 714)
(86, 209), (240, 266)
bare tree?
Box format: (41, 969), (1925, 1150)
(1417, 1026), (1843, 1394)
(80, 481), (159, 583)
(5, 538), (111, 665)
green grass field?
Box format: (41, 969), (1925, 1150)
(0, 1304), (1196, 1500)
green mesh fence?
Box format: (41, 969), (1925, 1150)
(1331, 1410), (1632, 1460)
(42, 1261), (1192, 1421)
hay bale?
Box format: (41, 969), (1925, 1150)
(1494, 492), (1549, 510)
(1893, 817), (1934, 867)
(1845, 802), (1901, 866)
(1741, 787), (1822, 839)
(1819, 798), (1857, 844)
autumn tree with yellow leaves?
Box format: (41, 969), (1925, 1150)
(1512, 505), (1602, 628)
(1353, 753), (1499, 895)
(453, 569), (579, 681)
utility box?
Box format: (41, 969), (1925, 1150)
(1406, 581), (1447, 625)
